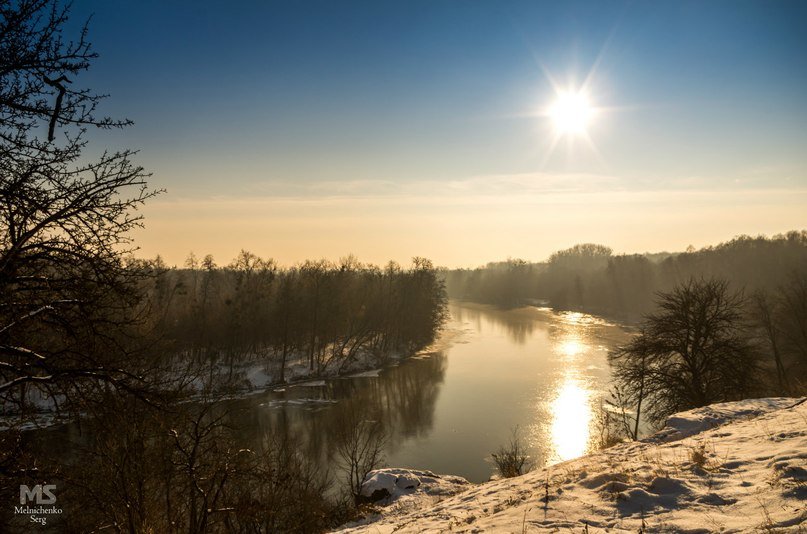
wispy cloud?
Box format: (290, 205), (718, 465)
(171, 168), (807, 203)
(187, 172), (624, 200)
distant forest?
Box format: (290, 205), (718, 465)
(444, 231), (807, 320)
(140, 254), (447, 387)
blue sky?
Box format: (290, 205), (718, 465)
(72, 0), (807, 266)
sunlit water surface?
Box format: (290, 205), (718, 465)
(231, 302), (632, 483)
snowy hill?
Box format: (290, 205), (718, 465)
(338, 398), (806, 533)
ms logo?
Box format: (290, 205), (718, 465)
(19, 485), (56, 505)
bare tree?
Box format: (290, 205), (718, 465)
(752, 291), (789, 393)
(609, 279), (759, 425)
(778, 272), (807, 373)
(0, 0), (131, 147)
(52, 397), (334, 533)
(752, 272), (807, 393)
(0, 0), (160, 417)
(599, 383), (642, 443)
(333, 400), (387, 504)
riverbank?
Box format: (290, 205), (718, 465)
(0, 326), (464, 432)
(338, 397), (807, 532)
(215, 324), (464, 394)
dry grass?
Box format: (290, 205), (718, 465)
(492, 426), (534, 478)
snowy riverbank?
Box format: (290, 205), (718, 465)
(338, 397), (806, 532)
(0, 327), (463, 432)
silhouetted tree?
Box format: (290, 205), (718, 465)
(609, 279), (759, 425)
(0, 0), (159, 416)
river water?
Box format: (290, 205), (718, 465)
(230, 301), (632, 483)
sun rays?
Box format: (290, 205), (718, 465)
(535, 71), (609, 170)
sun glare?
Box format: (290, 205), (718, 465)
(549, 91), (593, 135)
(550, 375), (592, 461)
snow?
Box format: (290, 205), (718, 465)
(243, 365), (273, 389)
(336, 398), (807, 533)
(261, 398), (337, 408)
(346, 369), (383, 378)
(291, 380), (327, 387)
(648, 397), (798, 443)
(347, 468), (471, 525)
(359, 468), (470, 503)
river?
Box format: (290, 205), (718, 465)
(227, 301), (632, 483)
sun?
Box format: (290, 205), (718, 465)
(548, 91), (593, 135)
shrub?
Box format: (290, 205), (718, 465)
(492, 426), (533, 478)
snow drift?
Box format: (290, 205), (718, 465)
(338, 397), (806, 533)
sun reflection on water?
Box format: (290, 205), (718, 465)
(563, 311), (586, 324)
(558, 338), (584, 357)
(524, 308), (622, 467)
(550, 375), (593, 461)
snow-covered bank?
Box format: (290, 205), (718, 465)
(0, 328), (463, 431)
(338, 398), (807, 533)
(356, 468), (471, 509)
(198, 326), (462, 397)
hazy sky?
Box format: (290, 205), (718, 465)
(74, 0), (807, 267)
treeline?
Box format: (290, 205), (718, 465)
(143, 252), (447, 386)
(446, 232), (807, 401)
(445, 231), (807, 320)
